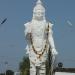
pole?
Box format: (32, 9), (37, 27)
(5, 61), (8, 75)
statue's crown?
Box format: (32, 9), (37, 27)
(33, 0), (45, 12)
(36, 0), (42, 4)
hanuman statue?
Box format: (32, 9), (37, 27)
(24, 0), (58, 75)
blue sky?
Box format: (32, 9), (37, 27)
(0, 0), (75, 72)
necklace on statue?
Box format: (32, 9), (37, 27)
(29, 23), (49, 59)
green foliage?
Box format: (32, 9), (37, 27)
(0, 73), (5, 75)
(58, 62), (63, 68)
(19, 56), (30, 75)
(6, 70), (14, 75)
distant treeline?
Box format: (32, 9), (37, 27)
(0, 70), (14, 75)
(0, 73), (5, 75)
(54, 67), (75, 73)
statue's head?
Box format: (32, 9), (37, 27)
(32, 0), (46, 21)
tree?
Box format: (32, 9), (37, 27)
(6, 70), (14, 75)
(58, 62), (63, 68)
(0, 73), (5, 75)
(19, 56), (30, 75)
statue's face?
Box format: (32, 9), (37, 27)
(34, 9), (45, 21)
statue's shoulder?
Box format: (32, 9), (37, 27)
(47, 22), (53, 29)
(46, 21), (53, 29)
(46, 21), (53, 34)
(24, 22), (31, 28)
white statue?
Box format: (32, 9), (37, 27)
(24, 0), (58, 75)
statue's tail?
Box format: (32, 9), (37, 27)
(47, 47), (53, 75)
(49, 47), (53, 75)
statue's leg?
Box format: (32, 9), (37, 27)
(39, 63), (46, 75)
(30, 61), (36, 75)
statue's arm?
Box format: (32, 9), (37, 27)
(24, 22), (31, 54)
(48, 23), (58, 55)
(24, 22), (31, 41)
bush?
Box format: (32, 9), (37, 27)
(6, 70), (14, 75)
(0, 73), (5, 75)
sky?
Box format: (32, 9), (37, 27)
(0, 0), (75, 73)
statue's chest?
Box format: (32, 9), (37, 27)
(31, 24), (46, 36)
